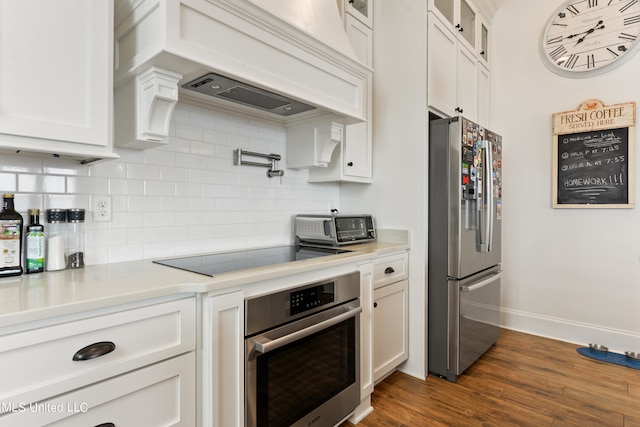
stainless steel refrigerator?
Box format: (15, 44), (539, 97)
(428, 116), (503, 382)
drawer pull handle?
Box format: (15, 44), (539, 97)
(73, 341), (116, 361)
(384, 267), (395, 274)
(94, 424), (115, 427)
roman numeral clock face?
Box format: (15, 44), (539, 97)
(542, 0), (640, 76)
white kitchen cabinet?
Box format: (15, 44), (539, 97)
(372, 252), (409, 382)
(0, 296), (196, 409)
(373, 279), (409, 382)
(428, 11), (480, 121)
(0, 353), (196, 427)
(427, 0), (492, 123)
(301, 7), (373, 183)
(429, 0), (478, 55)
(0, 0), (117, 162)
(201, 290), (245, 427)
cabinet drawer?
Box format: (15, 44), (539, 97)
(373, 252), (408, 289)
(0, 352), (196, 427)
(0, 296), (196, 409)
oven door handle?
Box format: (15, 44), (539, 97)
(253, 305), (362, 354)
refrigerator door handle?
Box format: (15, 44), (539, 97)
(478, 140), (493, 252)
(460, 271), (502, 292)
(486, 140), (494, 252)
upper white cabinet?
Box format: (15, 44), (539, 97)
(293, 0), (373, 183)
(427, 0), (493, 123)
(0, 0), (117, 162)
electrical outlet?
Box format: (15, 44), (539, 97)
(92, 196), (112, 222)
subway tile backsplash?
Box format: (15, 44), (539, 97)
(1, 102), (340, 265)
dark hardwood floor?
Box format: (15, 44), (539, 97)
(343, 329), (640, 426)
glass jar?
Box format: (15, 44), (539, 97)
(66, 208), (85, 269)
(46, 209), (67, 271)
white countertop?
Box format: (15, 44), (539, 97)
(0, 236), (409, 329)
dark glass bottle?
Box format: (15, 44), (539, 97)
(0, 194), (24, 277)
(25, 209), (45, 274)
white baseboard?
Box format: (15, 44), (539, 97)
(501, 307), (640, 354)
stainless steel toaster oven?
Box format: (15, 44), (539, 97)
(295, 214), (376, 246)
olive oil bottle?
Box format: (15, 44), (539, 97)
(25, 209), (45, 274)
(0, 194), (24, 277)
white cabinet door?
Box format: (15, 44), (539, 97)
(202, 290), (245, 427)
(0, 0), (116, 160)
(373, 279), (409, 382)
(477, 62), (490, 126)
(456, 43), (478, 122)
(427, 13), (457, 117)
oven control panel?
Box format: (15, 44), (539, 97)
(290, 283), (335, 316)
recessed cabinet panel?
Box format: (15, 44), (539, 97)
(478, 63), (490, 126)
(457, 44), (478, 121)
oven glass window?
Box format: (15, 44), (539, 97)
(256, 318), (356, 427)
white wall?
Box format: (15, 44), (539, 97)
(0, 101), (340, 265)
(491, 1), (640, 352)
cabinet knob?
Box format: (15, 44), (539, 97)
(384, 266), (395, 274)
(347, 161), (354, 167)
(373, 302), (378, 308)
(72, 341), (116, 361)
(480, 50), (485, 55)
(455, 107), (464, 114)
(455, 24), (463, 32)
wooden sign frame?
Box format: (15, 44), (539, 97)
(552, 99), (635, 209)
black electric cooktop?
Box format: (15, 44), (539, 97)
(153, 245), (351, 277)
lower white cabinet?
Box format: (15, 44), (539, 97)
(371, 251), (409, 383)
(0, 353), (195, 427)
(373, 279), (409, 382)
(0, 295), (196, 426)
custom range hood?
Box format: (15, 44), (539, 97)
(114, 0), (371, 149)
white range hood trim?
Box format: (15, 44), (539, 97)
(114, 0), (371, 148)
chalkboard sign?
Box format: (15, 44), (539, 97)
(553, 100), (635, 209)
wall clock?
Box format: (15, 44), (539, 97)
(541, 0), (640, 77)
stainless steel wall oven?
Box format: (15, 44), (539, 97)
(245, 271), (361, 427)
